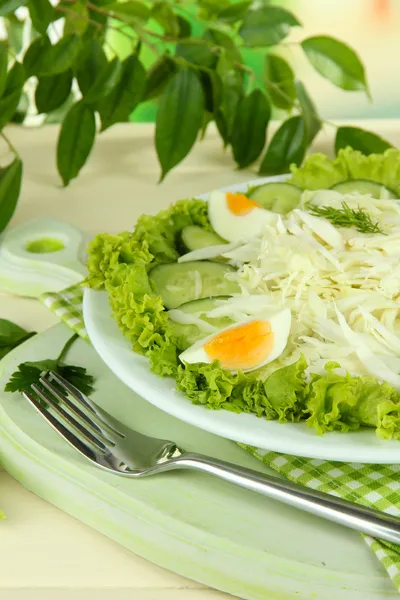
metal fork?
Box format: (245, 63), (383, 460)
(23, 371), (400, 544)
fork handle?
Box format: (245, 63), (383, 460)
(173, 452), (400, 544)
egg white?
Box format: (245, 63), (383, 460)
(208, 190), (276, 242)
(179, 308), (291, 372)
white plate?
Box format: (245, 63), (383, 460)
(83, 176), (400, 464)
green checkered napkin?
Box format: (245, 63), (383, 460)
(41, 284), (400, 593)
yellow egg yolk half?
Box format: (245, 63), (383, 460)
(226, 192), (261, 216)
(204, 320), (274, 371)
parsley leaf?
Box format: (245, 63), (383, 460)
(5, 334), (95, 399)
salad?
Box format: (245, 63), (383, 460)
(86, 147), (400, 441)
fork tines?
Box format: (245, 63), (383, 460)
(23, 371), (118, 458)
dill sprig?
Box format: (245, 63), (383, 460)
(309, 201), (385, 234)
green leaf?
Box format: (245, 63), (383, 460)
(239, 6), (301, 47)
(216, 53), (244, 142)
(199, 70), (221, 114)
(0, 42), (8, 98)
(177, 16), (191, 38)
(151, 2), (180, 36)
(0, 319), (33, 347)
(0, 0), (28, 16)
(5, 15), (24, 55)
(63, 1), (89, 36)
(204, 27), (241, 63)
(295, 80), (321, 143)
(0, 159), (23, 232)
(264, 53), (296, 110)
(28, 0), (55, 35)
(218, 1), (252, 23)
(155, 68), (205, 181)
(301, 36), (369, 94)
(76, 38), (107, 95)
(335, 127), (393, 156)
(99, 55), (146, 131)
(23, 35), (51, 78)
(175, 41), (216, 68)
(35, 70), (73, 114)
(105, 1), (150, 23)
(83, 57), (123, 105)
(0, 62), (25, 130)
(5, 362), (94, 397)
(39, 34), (82, 76)
(57, 101), (96, 186)
(231, 89), (271, 168)
(259, 116), (306, 175)
(144, 56), (176, 100)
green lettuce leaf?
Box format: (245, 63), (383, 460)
(85, 198), (212, 377)
(176, 356), (308, 421)
(290, 147), (400, 194)
(304, 362), (400, 439)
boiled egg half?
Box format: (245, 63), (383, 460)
(179, 308), (291, 372)
(208, 190), (276, 242)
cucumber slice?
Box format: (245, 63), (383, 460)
(331, 180), (397, 199)
(247, 182), (302, 214)
(149, 261), (239, 309)
(169, 296), (234, 348)
(181, 225), (227, 252)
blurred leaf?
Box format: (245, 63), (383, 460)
(0, 43), (8, 98)
(5, 15), (24, 55)
(83, 57), (122, 105)
(0, 159), (22, 233)
(175, 41), (216, 68)
(239, 6), (301, 47)
(215, 110), (229, 147)
(0, 62), (24, 130)
(57, 101), (96, 186)
(177, 16), (191, 38)
(144, 56), (176, 100)
(64, 2), (89, 36)
(218, 1), (251, 23)
(28, 0), (55, 35)
(335, 127), (393, 156)
(156, 68), (205, 181)
(0, 0), (28, 16)
(295, 80), (321, 143)
(216, 53), (244, 142)
(259, 116), (306, 175)
(301, 36), (369, 94)
(204, 28), (241, 62)
(200, 69), (221, 113)
(105, 1), (150, 23)
(198, 0), (229, 20)
(76, 38), (108, 95)
(39, 34), (82, 76)
(44, 92), (75, 124)
(264, 53), (295, 110)
(11, 90), (28, 123)
(99, 55), (146, 131)
(35, 70), (73, 113)
(151, 2), (180, 36)
(231, 89), (271, 168)
(23, 36), (51, 78)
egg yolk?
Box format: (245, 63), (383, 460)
(226, 192), (261, 216)
(204, 320), (274, 370)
